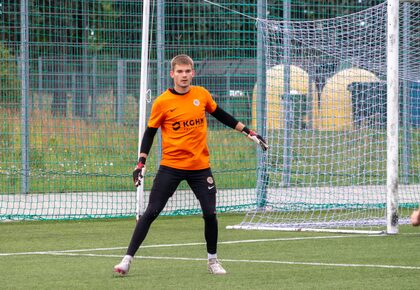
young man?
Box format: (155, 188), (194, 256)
(114, 54), (268, 276)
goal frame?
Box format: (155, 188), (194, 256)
(227, 0), (408, 235)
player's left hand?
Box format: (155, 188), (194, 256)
(244, 130), (268, 151)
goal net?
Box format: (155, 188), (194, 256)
(229, 1), (420, 233)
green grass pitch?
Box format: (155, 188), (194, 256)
(1, 214), (420, 289)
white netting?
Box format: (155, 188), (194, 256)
(235, 1), (420, 233)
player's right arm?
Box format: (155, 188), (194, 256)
(133, 97), (165, 187)
(133, 126), (158, 187)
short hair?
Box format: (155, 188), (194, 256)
(170, 54), (194, 71)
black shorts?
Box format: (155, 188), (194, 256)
(149, 165), (217, 215)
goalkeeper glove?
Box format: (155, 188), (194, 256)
(133, 157), (147, 187)
(242, 127), (268, 151)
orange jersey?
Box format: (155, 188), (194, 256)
(148, 86), (218, 170)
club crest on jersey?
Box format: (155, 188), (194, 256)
(193, 99), (200, 106)
(207, 177), (214, 184)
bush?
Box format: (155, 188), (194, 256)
(0, 45), (21, 108)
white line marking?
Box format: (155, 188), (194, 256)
(4, 232), (418, 257)
(2, 234), (420, 270)
(6, 251), (420, 271)
(0, 234), (383, 256)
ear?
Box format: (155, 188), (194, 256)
(170, 70), (174, 79)
(191, 69), (195, 77)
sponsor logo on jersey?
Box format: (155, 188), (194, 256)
(172, 118), (204, 131)
(172, 121), (181, 131)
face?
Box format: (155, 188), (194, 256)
(170, 63), (195, 93)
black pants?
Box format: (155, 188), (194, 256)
(126, 165), (218, 256)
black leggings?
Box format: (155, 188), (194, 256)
(126, 166), (218, 256)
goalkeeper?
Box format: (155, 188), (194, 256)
(114, 54), (268, 276)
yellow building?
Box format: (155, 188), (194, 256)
(252, 64), (315, 129)
(314, 68), (379, 131)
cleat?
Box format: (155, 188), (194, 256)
(207, 258), (227, 275)
(113, 255), (132, 276)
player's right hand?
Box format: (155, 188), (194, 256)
(132, 158), (146, 187)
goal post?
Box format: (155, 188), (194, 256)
(386, 0), (399, 234)
(228, 1), (420, 234)
(137, 0), (151, 218)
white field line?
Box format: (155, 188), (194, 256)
(0, 234), (385, 256)
(2, 234), (420, 271)
(3, 251), (420, 271)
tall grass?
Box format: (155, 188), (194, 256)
(0, 106), (138, 193)
(2, 104), (419, 194)
(0, 105), (258, 194)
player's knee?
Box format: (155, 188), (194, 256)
(203, 213), (217, 224)
(142, 208), (160, 223)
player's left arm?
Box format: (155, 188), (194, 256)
(210, 106), (268, 151)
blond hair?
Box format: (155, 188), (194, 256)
(170, 54), (194, 71)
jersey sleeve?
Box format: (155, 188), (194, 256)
(204, 88), (218, 113)
(147, 100), (164, 128)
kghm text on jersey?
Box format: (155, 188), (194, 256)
(172, 118), (204, 131)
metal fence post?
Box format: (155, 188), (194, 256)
(20, 0), (30, 194)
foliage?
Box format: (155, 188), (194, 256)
(0, 45), (20, 108)
(1, 0), (387, 62)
